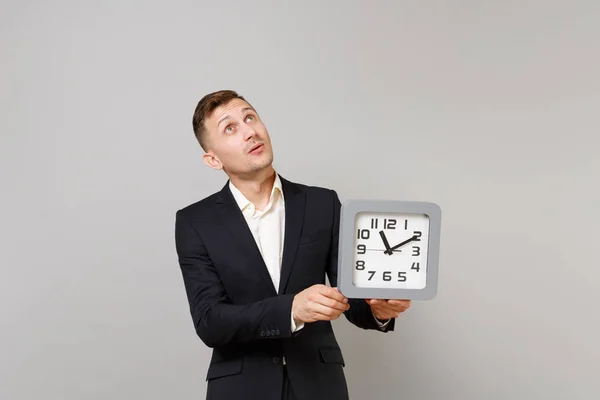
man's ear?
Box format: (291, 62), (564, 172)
(202, 152), (223, 170)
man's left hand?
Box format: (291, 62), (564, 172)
(366, 299), (411, 320)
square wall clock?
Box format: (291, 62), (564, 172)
(337, 200), (442, 300)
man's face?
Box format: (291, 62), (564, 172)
(202, 98), (274, 177)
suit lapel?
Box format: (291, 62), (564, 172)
(278, 176), (305, 294)
(214, 181), (277, 295)
(213, 176), (306, 296)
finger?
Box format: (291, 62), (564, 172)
(377, 310), (399, 319)
(371, 304), (403, 319)
(323, 287), (348, 303)
(393, 303), (411, 312)
(387, 299), (411, 307)
(309, 286), (345, 303)
(315, 295), (350, 311)
(309, 292), (348, 311)
(372, 309), (395, 320)
(383, 301), (410, 312)
(327, 287), (348, 302)
(379, 303), (406, 314)
(311, 302), (346, 319)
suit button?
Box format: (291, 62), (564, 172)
(272, 357), (280, 364)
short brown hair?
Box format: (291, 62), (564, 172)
(192, 89), (250, 151)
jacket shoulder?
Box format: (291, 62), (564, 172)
(175, 191), (220, 219)
(283, 179), (341, 211)
(301, 182), (340, 200)
(283, 177), (338, 197)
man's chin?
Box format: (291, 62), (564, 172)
(250, 153), (273, 169)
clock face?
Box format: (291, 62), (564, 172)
(352, 212), (430, 289)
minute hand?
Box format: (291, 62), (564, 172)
(385, 235), (419, 255)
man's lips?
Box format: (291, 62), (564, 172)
(249, 143), (263, 153)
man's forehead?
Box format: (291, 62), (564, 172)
(211, 99), (254, 121)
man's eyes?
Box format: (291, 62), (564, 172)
(224, 115), (255, 133)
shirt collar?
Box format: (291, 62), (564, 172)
(229, 173), (283, 212)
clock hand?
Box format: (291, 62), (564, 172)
(379, 230), (393, 255)
(384, 235), (419, 255)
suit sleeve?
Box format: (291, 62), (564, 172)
(326, 190), (396, 332)
(175, 210), (296, 348)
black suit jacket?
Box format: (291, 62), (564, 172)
(174, 175), (395, 400)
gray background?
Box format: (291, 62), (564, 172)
(1, 1), (598, 399)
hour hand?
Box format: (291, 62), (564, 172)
(379, 230), (393, 255)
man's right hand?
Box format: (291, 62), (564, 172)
(292, 284), (350, 324)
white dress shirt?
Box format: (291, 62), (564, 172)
(229, 174), (305, 333)
(229, 173), (389, 338)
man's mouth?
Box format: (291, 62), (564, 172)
(249, 143), (263, 154)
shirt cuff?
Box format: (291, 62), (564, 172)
(372, 311), (391, 328)
(291, 310), (305, 332)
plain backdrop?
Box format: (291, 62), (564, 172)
(1, 1), (599, 399)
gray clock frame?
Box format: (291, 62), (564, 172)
(337, 199), (442, 300)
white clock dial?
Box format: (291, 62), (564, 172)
(352, 212), (430, 289)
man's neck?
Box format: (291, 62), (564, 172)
(229, 167), (276, 211)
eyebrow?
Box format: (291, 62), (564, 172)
(217, 107), (256, 127)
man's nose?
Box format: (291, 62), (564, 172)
(242, 123), (257, 140)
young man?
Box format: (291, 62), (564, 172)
(174, 90), (411, 400)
